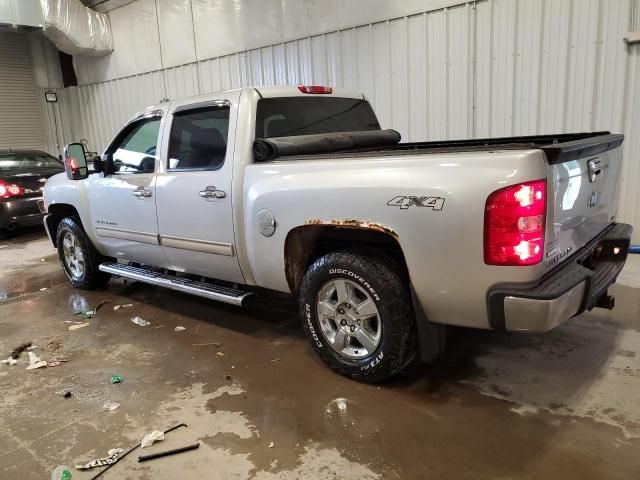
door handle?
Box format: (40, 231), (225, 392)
(132, 187), (152, 198)
(199, 186), (226, 200)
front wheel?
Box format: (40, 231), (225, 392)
(299, 251), (417, 383)
(57, 217), (110, 290)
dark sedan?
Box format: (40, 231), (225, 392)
(0, 150), (64, 232)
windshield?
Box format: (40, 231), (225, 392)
(255, 97), (380, 138)
(0, 153), (62, 172)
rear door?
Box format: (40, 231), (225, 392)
(155, 93), (244, 283)
(545, 137), (622, 271)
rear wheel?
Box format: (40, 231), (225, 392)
(299, 251), (417, 383)
(57, 217), (110, 289)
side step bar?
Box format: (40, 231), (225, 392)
(99, 262), (252, 306)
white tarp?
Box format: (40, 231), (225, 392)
(40, 0), (113, 56)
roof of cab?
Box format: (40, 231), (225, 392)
(132, 85), (366, 122)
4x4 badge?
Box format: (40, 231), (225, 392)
(387, 196), (445, 210)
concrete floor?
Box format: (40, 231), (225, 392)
(1, 227), (639, 479)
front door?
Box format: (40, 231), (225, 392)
(155, 97), (244, 283)
(87, 113), (166, 267)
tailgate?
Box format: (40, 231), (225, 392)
(543, 134), (623, 272)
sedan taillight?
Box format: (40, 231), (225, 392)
(0, 179), (24, 199)
(484, 180), (546, 266)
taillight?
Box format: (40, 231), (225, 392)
(0, 179), (24, 199)
(484, 180), (546, 266)
(298, 85), (332, 94)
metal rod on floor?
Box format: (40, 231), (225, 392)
(137, 443), (200, 462)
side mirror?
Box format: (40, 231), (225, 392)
(64, 143), (89, 180)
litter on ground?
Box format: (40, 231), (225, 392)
(103, 402), (120, 411)
(75, 448), (125, 470)
(140, 430), (164, 448)
(138, 443), (199, 462)
(10, 342), (32, 359)
(174, 326), (186, 332)
(46, 358), (67, 367)
(131, 316), (150, 327)
(26, 351), (43, 368)
(68, 322), (90, 331)
(1, 357), (17, 366)
(111, 375), (123, 384)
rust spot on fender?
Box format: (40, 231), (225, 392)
(303, 218), (399, 239)
(284, 219), (400, 293)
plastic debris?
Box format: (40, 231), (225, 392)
(50, 465), (72, 480)
(174, 326), (186, 332)
(10, 341), (32, 359)
(131, 316), (150, 327)
(103, 402), (120, 412)
(1, 357), (17, 366)
(111, 375), (123, 384)
(113, 305), (121, 311)
(40, 258), (46, 262)
(268, 442), (275, 448)
(69, 322), (90, 331)
(40, 287), (48, 291)
(74, 311), (93, 319)
(75, 448), (125, 470)
(47, 358), (68, 367)
(216, 352), (225, 357)
(26, 345), (39, 351)
(140, 430), (165, 448)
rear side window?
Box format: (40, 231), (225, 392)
(0, 153), (62, 171)
(168, 106), (230, 170)
(255, 97), (380, 138)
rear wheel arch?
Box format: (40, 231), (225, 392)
(283, 223), (409, 294)
(285, 223), (446, 369)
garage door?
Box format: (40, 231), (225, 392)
(0, 32), (43, 150)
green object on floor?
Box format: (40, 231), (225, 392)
(111, 375), (123, 384)
(61, 470), (72, 480)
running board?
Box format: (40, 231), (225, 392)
(99, 262), (252, 306)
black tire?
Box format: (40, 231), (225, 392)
(56, 217), (110, 289)
(299, 250), (417, 383)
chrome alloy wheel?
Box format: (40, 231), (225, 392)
(62, 232), (85, 280)
(316, 278), (382, 359)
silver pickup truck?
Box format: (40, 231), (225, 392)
(43, 85), (632, 382)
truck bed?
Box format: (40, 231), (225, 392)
(263, 131), (623, 164)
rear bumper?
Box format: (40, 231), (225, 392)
(487, 223), (633, 332)
(0, 197), (45, 229)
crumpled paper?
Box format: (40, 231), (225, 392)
(131, 316), (150, 327)
(141, 430), (165, 448)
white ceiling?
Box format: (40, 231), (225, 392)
(80, 0), (138, 13)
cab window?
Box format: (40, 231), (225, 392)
(109, 117), (161, 174)
(168, 106), (230, 171)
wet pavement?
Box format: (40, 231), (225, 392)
(1, 228), (639, 479)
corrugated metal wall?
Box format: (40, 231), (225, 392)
(52, 0), (640, 240)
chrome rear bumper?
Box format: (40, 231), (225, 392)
(488, 223), (632, 332)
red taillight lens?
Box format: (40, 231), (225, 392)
(484, 180), (546, 266)
(298, 85), (332, 94)
(0, 179), (24, 199)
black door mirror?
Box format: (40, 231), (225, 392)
(64, 143), (89, 180)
